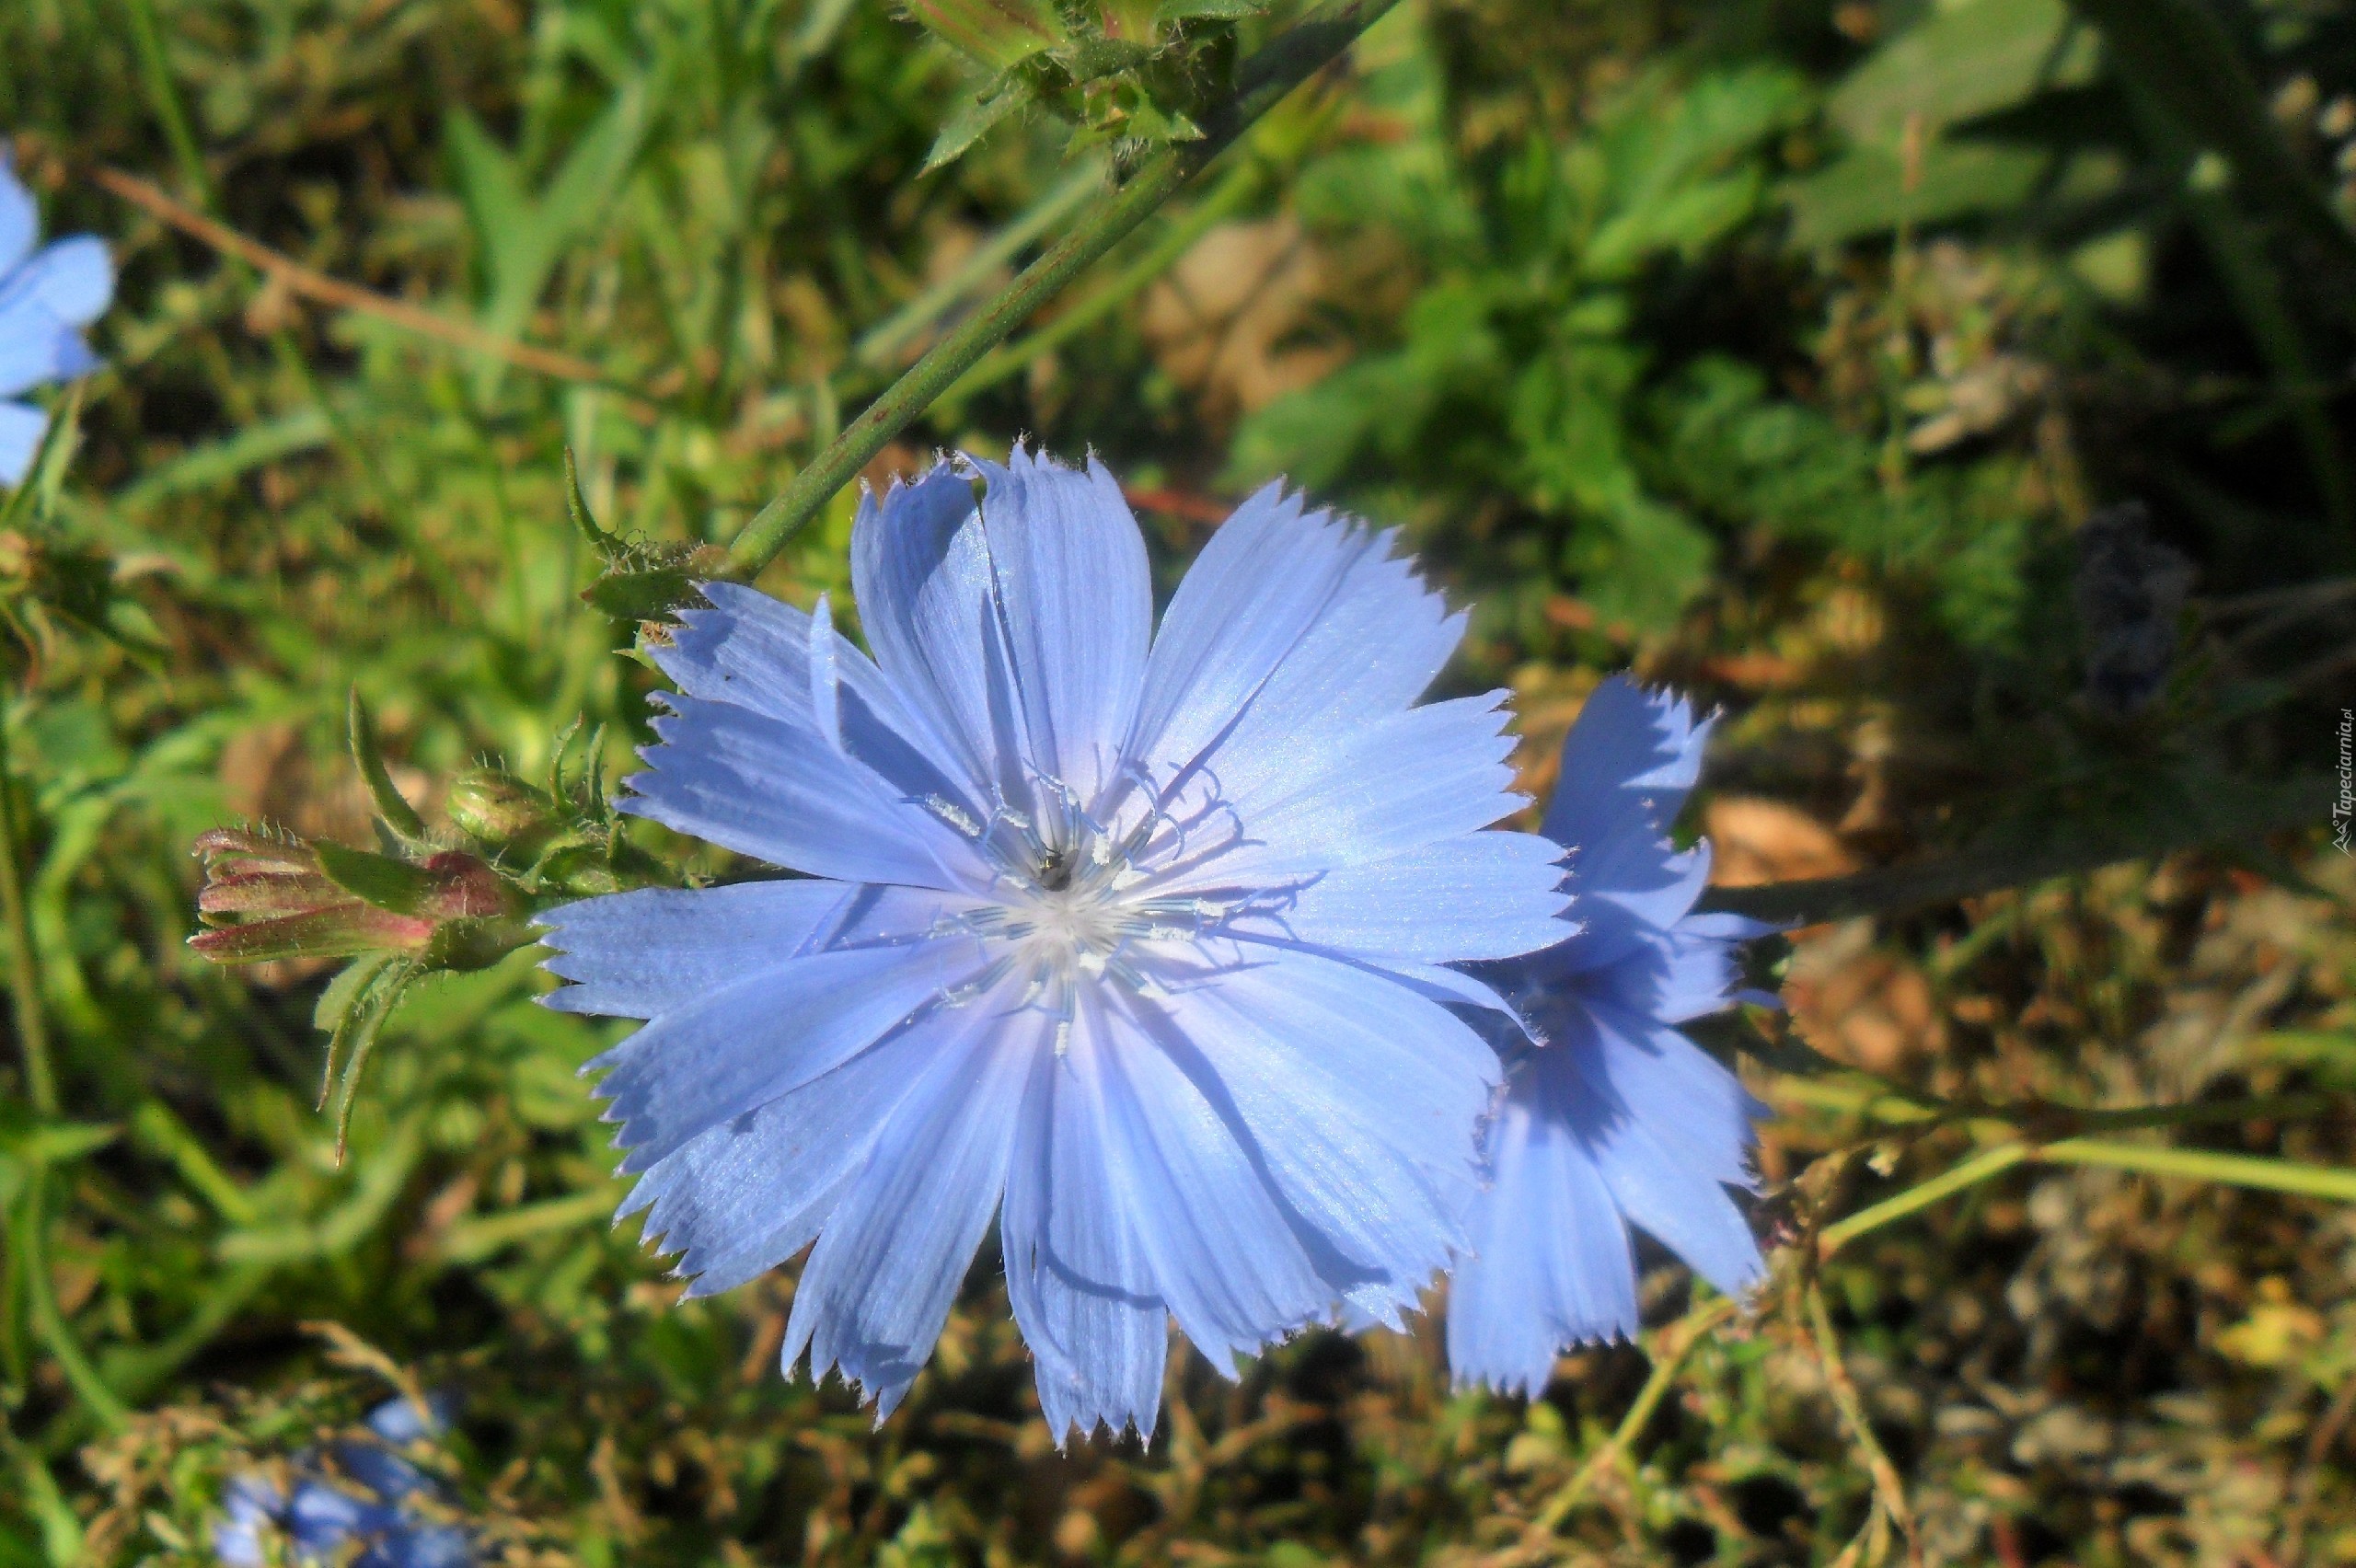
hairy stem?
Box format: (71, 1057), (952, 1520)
(1697, 775), (2332, 927)
(724, 0), (1404, 579)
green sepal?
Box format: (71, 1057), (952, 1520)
(583, 562), (710, 625)
(314, 950), (401, 1033)
(422, 916), (537, 973)
(925, 80), (1030, 172)
(314, 841), (443, 915)
(347, 688), (428, 844)
(315, 952), (421, 1161)
(564, 445), (622, 556)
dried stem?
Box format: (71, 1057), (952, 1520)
(1532, 1294), (1739, 1532)
(1805, 1282), (1923, 1568)
(92, 166), (636, 396)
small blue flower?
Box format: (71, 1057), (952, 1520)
(541, 448), (1569, 1440)
(212, 1397), (472, 1568)
(0, 151), (112, 485)
(1445, 677), (1774, 1396)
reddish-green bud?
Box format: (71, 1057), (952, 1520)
(190, 829), (524, 971)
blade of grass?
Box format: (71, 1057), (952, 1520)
(119, 0), (213, 206)
(2113, 70), (2352, 543)
(2067, 0), (2356, 312)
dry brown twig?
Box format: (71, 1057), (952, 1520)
(91, 166), (641, 400)
(1803, 1282), (1923, 1568)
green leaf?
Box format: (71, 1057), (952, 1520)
(1784, 142), (2049, 248)
(1783, 0), (2098, 245)
(445, 81), (647, 398)
(0, 1116), (119, 1170)
(1828, 0), (2095, 146)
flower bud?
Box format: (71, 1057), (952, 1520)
(444, 767), (554, 849)
(189, 829), (526, 972)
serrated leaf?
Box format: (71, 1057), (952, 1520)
(924, 84), (1027, 172)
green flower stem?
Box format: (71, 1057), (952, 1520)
(852, 156), (1108, 368)
(1697, 774), (2333, 927)
(1818, 1146), (2029, 1257)
(1776, 1076), (2334, 1138)
(1803, 1282), (1919, 1552)
(941, 137), (1272, 406)
(724, 0), (1404, 580)
(1818, 1124), (2356, 1259)
(2035, 1137), (2356, 1201)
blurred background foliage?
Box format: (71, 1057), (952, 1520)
(0, 0), (2353, 1562)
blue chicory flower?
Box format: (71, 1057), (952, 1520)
(212, 1397), (472, 1568)
(540, 447), (1570, 1440)
(0, 150), (112, 485)
(1444, 677), (1774, 1395)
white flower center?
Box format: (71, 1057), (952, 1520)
(918, 772), (1280, 1043)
